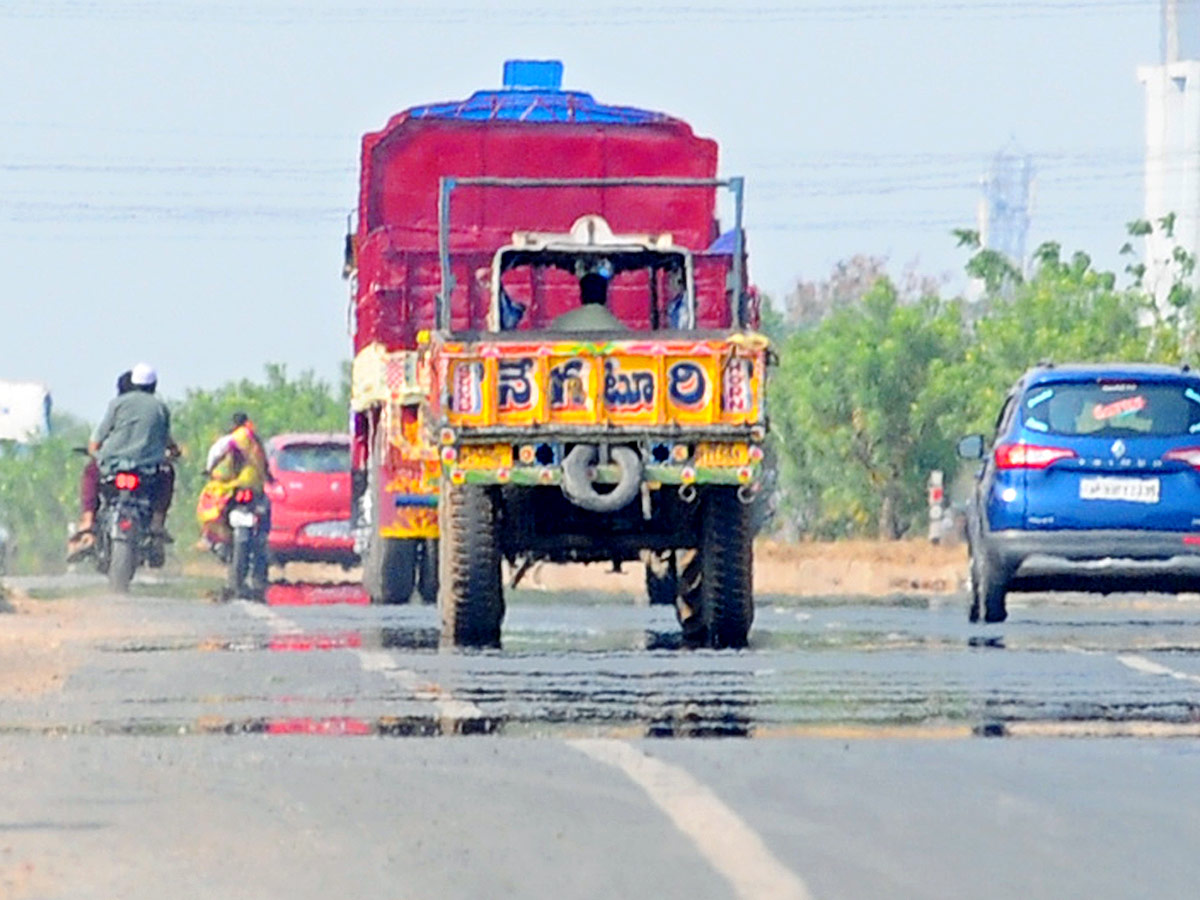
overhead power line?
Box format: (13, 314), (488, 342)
(0, 1), (1154, 25)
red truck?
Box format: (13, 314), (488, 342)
(346, 61), (770, 647)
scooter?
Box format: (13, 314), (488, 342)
(220, 487), (271, 600)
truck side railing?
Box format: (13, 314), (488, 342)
(436, 176), (746, 332)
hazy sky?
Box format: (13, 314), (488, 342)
(0, 1), (1162, 419)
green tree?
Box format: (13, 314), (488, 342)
(937, 240), (1177, 441)
(1120, 215), (1198, 355)
(0, 365), (348, 574)
(773, 278), (966, 538)
(0, 413), (92, 573)
(167, 364), (349, 545)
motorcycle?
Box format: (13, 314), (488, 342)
(219, 486), (271, 600)
(95, 467), (165, 592)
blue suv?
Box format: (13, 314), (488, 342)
(958, 363), (1200, 622)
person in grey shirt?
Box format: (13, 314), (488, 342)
(88, 362), (179, 535)
(551, 272), (627, 332)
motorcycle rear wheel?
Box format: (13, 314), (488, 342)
(108, 539), (136, 594)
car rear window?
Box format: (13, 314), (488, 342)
(1022, 381), (1200, 437)
(274, 443), (350, 473)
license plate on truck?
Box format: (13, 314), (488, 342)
(695, 442), (749, 467)
(1079, 476), (1160, 504)
(458, 444), (513, 470)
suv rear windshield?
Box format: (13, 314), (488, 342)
(1022, 381), (1200, 437)
(274, 443), (349, 473)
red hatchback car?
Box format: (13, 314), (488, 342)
(264, 433), (358, 567)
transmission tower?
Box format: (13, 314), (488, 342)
(979, 143), (1034, 273)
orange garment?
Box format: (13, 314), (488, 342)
(196, 423), (269, 544)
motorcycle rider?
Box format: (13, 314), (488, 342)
(196, 412), (271, 549)
(88, 363), (179, 539)
(67, 369), (132, 561)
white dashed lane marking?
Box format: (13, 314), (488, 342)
(569, 739), (815, 900)
(1118, 653), (1200, 685)
(237, 601), (486, 723)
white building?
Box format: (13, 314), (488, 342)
(1139, 0), (1200, 301)
(0, 381), (51, 443)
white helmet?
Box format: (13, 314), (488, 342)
(130, 363), (157, 387)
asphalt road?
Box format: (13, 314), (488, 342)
(3, 579), (1200, 899)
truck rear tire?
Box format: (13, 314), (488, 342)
(645, 550), (678, 606)
(364, 536), (417, 604)
(697, 488), (754, 648)
(439, 484), (503, 648)
(417, 538), (438, 605)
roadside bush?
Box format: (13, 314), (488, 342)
(0, 365), (347, 574)
(0, 415), (91, 574)
(167, 363), (349, 548)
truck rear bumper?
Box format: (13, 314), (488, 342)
(449, 462), (760, 487)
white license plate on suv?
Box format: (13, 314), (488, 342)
(1079, 476), (1160, 504)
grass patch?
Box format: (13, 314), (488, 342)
(23, 576), (224, 602)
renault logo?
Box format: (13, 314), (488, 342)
(1111, 439), (1126, 458)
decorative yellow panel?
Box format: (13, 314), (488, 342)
(664, 356), (719, 426)
(438, 335), (767, 431)
(495, 356), (543, 428)
(718, 353), (761, 425)
(546, 356), (597, 426)
(446, 358), (490, 428)
(602, 355), (661, 426)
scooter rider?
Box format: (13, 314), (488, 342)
(196, 412), (271, 549)
(88, 362), (179, 538)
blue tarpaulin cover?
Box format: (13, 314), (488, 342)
(409, 60), (675, 125)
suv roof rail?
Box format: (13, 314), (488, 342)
(1036, 359), (1055, 369)
(1183, 363), (1192, 373)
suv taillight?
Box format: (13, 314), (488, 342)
(994, 443), (1077, 469)
(1164, 447), (1200, 469)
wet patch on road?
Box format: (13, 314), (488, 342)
(10, 583), (1200, 741)
(264, 582), (370, 606)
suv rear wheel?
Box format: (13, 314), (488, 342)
(970, 546), (1009, 624)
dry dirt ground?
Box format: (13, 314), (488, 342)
(523, 539), (968, 597)
(0, 589), (181, 700)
